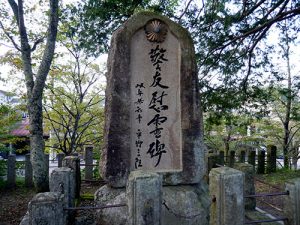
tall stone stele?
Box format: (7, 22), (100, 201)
(101, 11), (205, 188)
(97, 11), (209, 225)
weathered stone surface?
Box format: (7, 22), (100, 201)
(29, 192), (65, 225)
(127, 171), (162, 225)
(57, 153), (65, 168)
(50, 167), (75, 207)
(7, 154), (16, 188)
(266, 145), (277, 173)
(284, 178), (300, 225)
(234, 163), (256, 210)
(161, 184), (210, 225)
(19, 212), (29, 225)
(85, 146), (94, 180)
(94, 183), (209, 225)
(101, 11), (205, 188)
(209, 167), (244, 225)
(25, 153), (33, 187)
(94, 185), (128, 225)
(63, 156), (81, 198)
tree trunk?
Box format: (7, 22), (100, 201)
(29, 97), (49, 192)
(282, 22), (292, 169)
(6, 0), (59, 192)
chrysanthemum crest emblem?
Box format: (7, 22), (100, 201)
(145, 19), (168, 43)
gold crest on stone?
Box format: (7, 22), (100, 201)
(144, 19), (168, 43)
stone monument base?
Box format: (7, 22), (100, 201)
(94, 183), (210, 225)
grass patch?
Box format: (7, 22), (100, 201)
(258, 168), (300, 186)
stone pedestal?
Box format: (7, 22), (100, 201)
(95, 183), (209, 225)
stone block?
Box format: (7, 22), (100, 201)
(209, 167), (244, 225)
(50, 167), (75, 207)
(127, 171), (162, 225)
(29, 192), (65, 225)
(94, 183), (210, 225)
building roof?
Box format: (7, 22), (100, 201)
(11, 118), (30, 137)
(11, 118), (49, 138)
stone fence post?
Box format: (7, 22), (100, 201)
(57, 153), (65, 168)
(266, 145), (277, 173)
(234, 163), (256, 210)
(84, 146), (93, 180)
(248, 150), (256, 169)
(257, 151), (265, 174)
(7, 154), (16, 188)
(25, 153), (33, 187)
(229, 151), (235, 167)
(28, 192), (65, 225)
(207, 153), (219, 177)
(63, 156), (81, 198)
(127, 171), (162, 225)
(284, 179), (300, 225)
(209, 167), (244, 225)
(50, 167), (75, 225)
(219, 151), (225, 166)
(239, 150), (246, 163)
(45, 153), (49, 176)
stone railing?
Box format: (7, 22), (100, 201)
(209, 164), (300, 225)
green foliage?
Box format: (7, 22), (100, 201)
(0, 104), (22, 153)
(259, 168), (300, 186)
(61, 0), (179, 56)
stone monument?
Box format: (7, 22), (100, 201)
(95, 11), (209, 225)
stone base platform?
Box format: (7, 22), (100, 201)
(94, 183), (210, 225)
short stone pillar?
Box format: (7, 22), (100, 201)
(239, 150), (246, 163)
(7, 154), (16, 188)
(45, 153), (49, 176)
(25, 153), (33, 187)
(284, 178), (300, 225)
(207, 153), (219, 176)
(84, 146), (94, 180)
(219, 151), (225, 166)
(257, 151), (265, 174)
(209, 167), (244, 225)
(266, 145), (277, 173)
(127, 171), (162, 225)
(229, 151), (235, 167)
(50, 168), (75, 224)
(28, 192), (65, 225)
(234, 163), (256, 210)
(57, 153), (65, 168)
(248, 150), (256, 169)
(63, 156), (81, 198)
(50, 168), (75, 207)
